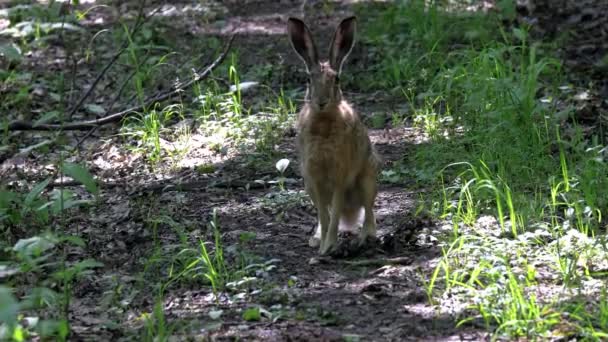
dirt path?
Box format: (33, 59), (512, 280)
(148, 2), (465, 338)
(139, 125), (481, 341)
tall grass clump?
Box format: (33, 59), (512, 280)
(362, 0), (608, 339)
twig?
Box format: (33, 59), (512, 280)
(5, 34), (236, 131)
(47, 179), (121, 189)
(136, 175), (269, 194)
(46, 172), (278, 193)
(340, 256), (413, 267)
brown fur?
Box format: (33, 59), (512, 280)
(288, 17), (380, 255)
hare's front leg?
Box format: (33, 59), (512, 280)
(320, 188), (345, 255)
(359, 167), (378, 244)
(308, 181), (330, 251)
(309, 223), (322, 248)
(305, 182), (322, 248)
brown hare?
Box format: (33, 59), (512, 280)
(287, 16), (380, 255)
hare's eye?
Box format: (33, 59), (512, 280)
(335, 76), (340, 83)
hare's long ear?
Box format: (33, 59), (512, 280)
(288, 17), (319, 71)
(329, 16), (356, 74)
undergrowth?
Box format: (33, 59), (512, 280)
(359, 0), (608, 340)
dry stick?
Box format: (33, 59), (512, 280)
(47, 170), (281, 191)
(6, 34), (236, 132)
(138, 177), (269, 193)
(46, 178), (258, 192)
(48, 179), (121, 189)
(341, 256), (413, 267)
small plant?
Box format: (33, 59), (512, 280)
(274, 158), (290, 191)
(140, 297), (173, 342)
(121, 104), (182, 164)
(228, 53), (243, 117)
(163, 209), (266, 296)
(0, 162), (100, 341)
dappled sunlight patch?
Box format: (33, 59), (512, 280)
(154, 2), (227, 19)
(194, 14), (288, 36)
(405, 302), (445, 319)
(91, 143), (142, 172)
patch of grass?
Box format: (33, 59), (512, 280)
(120, 104), (183, 164)
(193, 75), (296, 159)
(146, 208), (271, 297)
(139, 297), (174, 342)
(120, 57), (296, 165)
(129, 208), (285, 338)
(361, 1), (608, 340)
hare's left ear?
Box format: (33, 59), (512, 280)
(329, 16), (357, 74)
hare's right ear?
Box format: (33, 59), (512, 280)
(287, 17), (318, 71)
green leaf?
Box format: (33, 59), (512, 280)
(35, 111), (60, 126)
(84, 104), (105, 116)
(0, 43), (22, 62)
(0, 190), (19, 207)
(60, 235), (86, 247)
(512, 27), (526, 42)
(62, 163), (98, 195)
(242, 307), (261, 321)
(497, 0), (516, 21)
(0, 287), (18, 328)
(21, 287), (58, 311)
(13, 236), (56, 258)
(239, 232), (256, 243)
(208, 309), (223, 320)
(72, 259), (103, 272)
(23, 178), (51, 207)
(49, 189), (93, 214)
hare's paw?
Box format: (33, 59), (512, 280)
(358, 230), (377, 247)
(357, 234), (379, 250)
(319, 239), (338, 256)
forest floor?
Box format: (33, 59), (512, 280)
(2, 0), (608, 341)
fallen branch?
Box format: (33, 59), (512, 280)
(48, 179), (122, 189)
(45, 173), (282, 193)
(137, 176), (273, 194)
(5, 34), (236, 131)
(341, 256), (413, 267)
